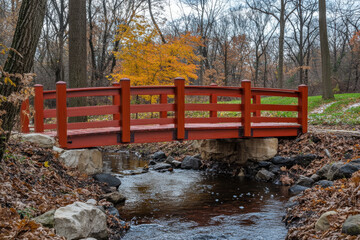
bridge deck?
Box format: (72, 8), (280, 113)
(20, 78), (308, 149)
(42, 122), (301, 149)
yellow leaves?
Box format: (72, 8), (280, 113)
(0, 43), (9, 55)
(4, 77), (16, 87)
(44, 161), (49, 168)
(111, 16), (201, 88)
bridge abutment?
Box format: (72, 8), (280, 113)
(195, 138), (278, 165)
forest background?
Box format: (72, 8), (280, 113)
(1, 0), (360, 96)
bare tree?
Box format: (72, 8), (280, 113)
(247, 0), (296, 88)
(69, 0), (87, 121)
(319, 0), (334, 99)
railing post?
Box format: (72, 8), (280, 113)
(112, 82), (121, 121)
(56, 81), (67, 148)
(20, 99), (30, 133)
(298, 84), (308, 133)
(210, 83), (217, 118)
(160, 94), (167, 118)
(253, 95), (261, 117)
(34, 84), (44, 132)
(174, 77), (185, 140)
(241, 80), (251, 137)
(120, 78), (131, 143)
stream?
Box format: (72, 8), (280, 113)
(103, 151), (289, 240)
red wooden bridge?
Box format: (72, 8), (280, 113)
(20, 78), (308, 149)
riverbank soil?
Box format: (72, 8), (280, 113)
(0, 140), (126, 239)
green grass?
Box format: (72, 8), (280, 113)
(214, 93), (360, 125)
(87, 93), (360, 126)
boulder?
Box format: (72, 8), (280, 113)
(195, 138), (278, 164)
(181, 156), (201, 170)
(165, 156), (175, 164)
(317, 161), (360, 181)
(336, 163), (360, 179)
(289, 185), (309, 195)
(93, 173), (121, 188)
(86, 199), (97, 205)
(310, 174), (320, 182)
(33, 209), (55, 228)
(285, 196), (299, 208)
(258, 161), (272, 168)
(107, 206), (120, 218)
(153, 162), (172, 171)
(20, 133), (55, 148)
(317, 164), (331, 178)
(342, 214), (360, 236)
(315, 211), (337, 231)
(54, 202), (107, 240)
(269, 164), (281, 174)
(59, 149), (102, 175)
(101, 192), (126, 205)
(271, 156), (296, 167)
(151, 151), (166, 162)
(53, 146), (65, 154)
(295, 176), (314, 187)
(294, 154), (318, 167)
(255, 169), (275, 182)
(313, 180), (334, 188)
(172, 160), (182, 168)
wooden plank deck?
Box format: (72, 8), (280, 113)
(42, 122), (301, 149)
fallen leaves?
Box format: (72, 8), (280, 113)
(0, 140), (105, 239)
(285, 171), (360, 239)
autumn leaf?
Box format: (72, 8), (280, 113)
(44, 161), (49, 168)
(4, 77), (16, 87)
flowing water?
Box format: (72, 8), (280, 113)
(103, 151), (289, 240)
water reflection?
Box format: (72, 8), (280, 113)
(102, 151), (289, 240)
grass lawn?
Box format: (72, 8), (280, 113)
(214, 93), (360, 125)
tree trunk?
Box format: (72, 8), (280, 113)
(319, 0), (334, 99)
(0, 0), (47, 160)
(278, 0), (285, 88)
(69, 0), (87, 122)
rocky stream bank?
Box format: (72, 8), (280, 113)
(110, 131), (360, 239)
(1, 130), (360, 239)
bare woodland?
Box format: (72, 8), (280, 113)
(0, 0), (360, 95)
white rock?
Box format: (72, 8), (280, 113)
(315, 211), (337, 231)
(86, 199), (97, 205)
(54, 202), (108, 240)
(53, 146), (65, 154)
(20, 133), (55, 148)
(59, 149), (103, 175)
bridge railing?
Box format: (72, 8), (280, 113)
(20, 78), (307, 148)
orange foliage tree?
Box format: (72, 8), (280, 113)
(350, 30), (360, 54)
(111, 17), (201, 87)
